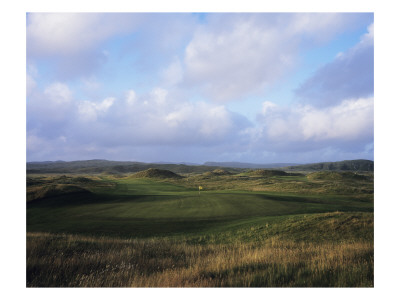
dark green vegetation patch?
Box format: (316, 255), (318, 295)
(128, 168), (183, 179)
(245, 169), (289, 177)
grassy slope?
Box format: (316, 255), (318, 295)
(26, 173), (374, 287)
(27, 210), (373, 287)
(27, 176), (373, 238)
(27, 231), (373, 287)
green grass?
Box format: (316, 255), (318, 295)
(26, 172), (374, 287)
(27, 177), (373, 238)
(27, 221), (373, 287)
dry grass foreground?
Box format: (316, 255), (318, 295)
(27, 231), (373, 287)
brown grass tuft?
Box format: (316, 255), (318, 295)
(27, 232), (373, 287)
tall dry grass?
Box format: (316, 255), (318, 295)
(27, 232), (373, 287)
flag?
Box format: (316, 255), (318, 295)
(199, 186), (203, 190)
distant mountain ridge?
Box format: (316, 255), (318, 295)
(282, 159), (373, 172)
(26, 159), (373, 174)
(204, 162), (299, 169)
(26, 160), (235, 174)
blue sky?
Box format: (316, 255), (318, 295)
(26, 12), (374, 163)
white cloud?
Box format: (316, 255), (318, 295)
(262, 101), (278, 115)
(66, 86), (245, 149)
(27, 13), (141, 57)
(27, 81), (373, 163)
(26, 73), (36, 96)
(25, 78), (249, 162)
(25, 13), (374, 163)
(43, 82), (72, 105)
(360, 23), (374, 46)
(78, 97), (116, 122)
(26, 13), (200, 80)
(183, 13), (359, 102)
(184, 19), (291, 101)
(164, 102), (233, 139)
(81, 76), (101, 91)
(150, 88), (168, 106)
(161, 57), (183, 86)
(27, 82), (74, 128)
(300, 97), (373, 140)
(286, 13), (353, 42)
(26, 133), (44, 152)
(133, 89), (236, 144)
(26, 64), (38, 96)
(26, 13), (146, 79)
(125, 90), (137, 105)
(258, 97), (374, 145)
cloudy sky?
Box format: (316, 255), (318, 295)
(26, 12), (374, 163)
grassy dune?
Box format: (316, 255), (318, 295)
(27, 212), (373, 287)
(26, 170), (374, 287)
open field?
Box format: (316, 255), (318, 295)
(26, 168), (373, 287)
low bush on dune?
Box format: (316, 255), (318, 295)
(246, 169), (289, 177)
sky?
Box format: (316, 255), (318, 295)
(26, 12), (374, 164)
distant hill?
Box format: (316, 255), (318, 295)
(26, 160), (237, 175)
(27, 184), (91, 202)
(129, 168), (183, 179)
(202, 169), (233, 177)
(204, 161), (298, 169)
(27, 159), (374, 174)
(282, 160), (373, 172)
